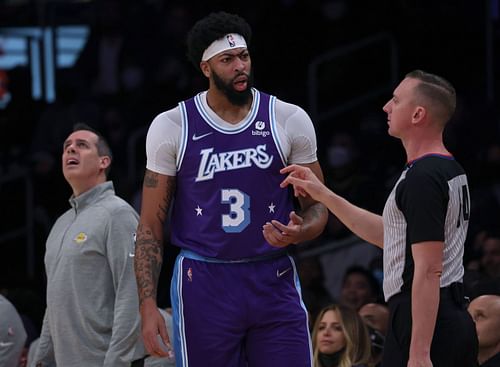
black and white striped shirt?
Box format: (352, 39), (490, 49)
(382, 154), (470, 301)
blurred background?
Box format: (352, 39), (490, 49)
(1, 0), (499, 349)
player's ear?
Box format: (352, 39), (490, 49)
(200, 61), (210, 78)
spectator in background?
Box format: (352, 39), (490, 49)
(468, 294), (500, 366)
(358, 303), (389, 336)
(358, 303), (390, 367)
(465, 230), (500, 299)
(318, 132), (384, 301)
(319, 216), (382, 301)
(478, 233), (500, 280)
(323, 132), (385, 218)
(339, 265), (382, 311)
(0, 294), (26, 367)
(311, 304), (371, 367)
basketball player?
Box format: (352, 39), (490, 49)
(134, 11), (328, 367)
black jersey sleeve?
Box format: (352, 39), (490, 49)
(396, 164), (449, 244)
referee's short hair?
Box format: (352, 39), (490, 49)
(406, 69), (456, 125)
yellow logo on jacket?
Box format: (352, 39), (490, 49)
(74, 232), (88, 244)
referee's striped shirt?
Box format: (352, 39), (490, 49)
(382, 154), (470, 301)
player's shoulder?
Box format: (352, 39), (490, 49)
(148, 105), (182, 137)
(151, 105), (182, 125)
(274, 96), (305, 111)
(272, 97), (311, 122)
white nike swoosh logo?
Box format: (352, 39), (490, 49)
(128, 252), (135, 258)
(192, 132), (213, 141)
(0, 341), (13, 348)
(276, 267), (291, 278)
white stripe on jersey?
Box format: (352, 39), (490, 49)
(382, 171), (468, 301)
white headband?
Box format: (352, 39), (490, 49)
(201, 33), (247, 61)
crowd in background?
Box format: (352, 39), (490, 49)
(0, 0), (499, 366)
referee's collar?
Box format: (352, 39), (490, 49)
(406, 153), (454, 168)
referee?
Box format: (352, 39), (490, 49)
(280, 70), (478, 367)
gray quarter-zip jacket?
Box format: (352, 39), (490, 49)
(34, 182), (144, 366)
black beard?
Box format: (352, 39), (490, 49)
(212, 71), (253, 106)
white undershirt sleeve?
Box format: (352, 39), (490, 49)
(274, 99), (318, 164)
(145, 107), (182, 176)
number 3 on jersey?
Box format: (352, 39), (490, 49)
(221, 189), (250, 233)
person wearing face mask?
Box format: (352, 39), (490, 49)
(358, 303), (390, 367)
(311, 304), (372, 367)
(319, 132), (383, 303)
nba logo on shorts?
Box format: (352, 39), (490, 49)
(187, 267), (193, 282)
(227, 34), (236, 47)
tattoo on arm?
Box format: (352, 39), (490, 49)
(144, 170), (159, 188)
(134, 172), (176, 306)
(302, 201), (327, 221)
(134, 223), (163, 306)
(298, 198), (328, 241)
(157, 176), (175, 223)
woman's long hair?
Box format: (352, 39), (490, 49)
(311, 304), (372, 367)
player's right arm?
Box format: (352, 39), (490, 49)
(135, 170), (176, 357)
(134, 107), (180, 357)
(280, 164), (384, 248)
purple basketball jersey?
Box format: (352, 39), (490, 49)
(170, 90), (294, 260)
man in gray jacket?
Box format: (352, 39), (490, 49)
(34, 123), (144, 366)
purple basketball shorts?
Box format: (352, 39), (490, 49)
(170, 250), (312, 367)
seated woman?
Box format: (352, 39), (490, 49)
(312, 304), (372, 367)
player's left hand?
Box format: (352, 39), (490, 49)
(263, 211), (304, 247)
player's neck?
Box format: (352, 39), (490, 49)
(206, 89), (252, 124)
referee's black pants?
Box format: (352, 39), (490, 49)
(382, 283), (478, 367)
